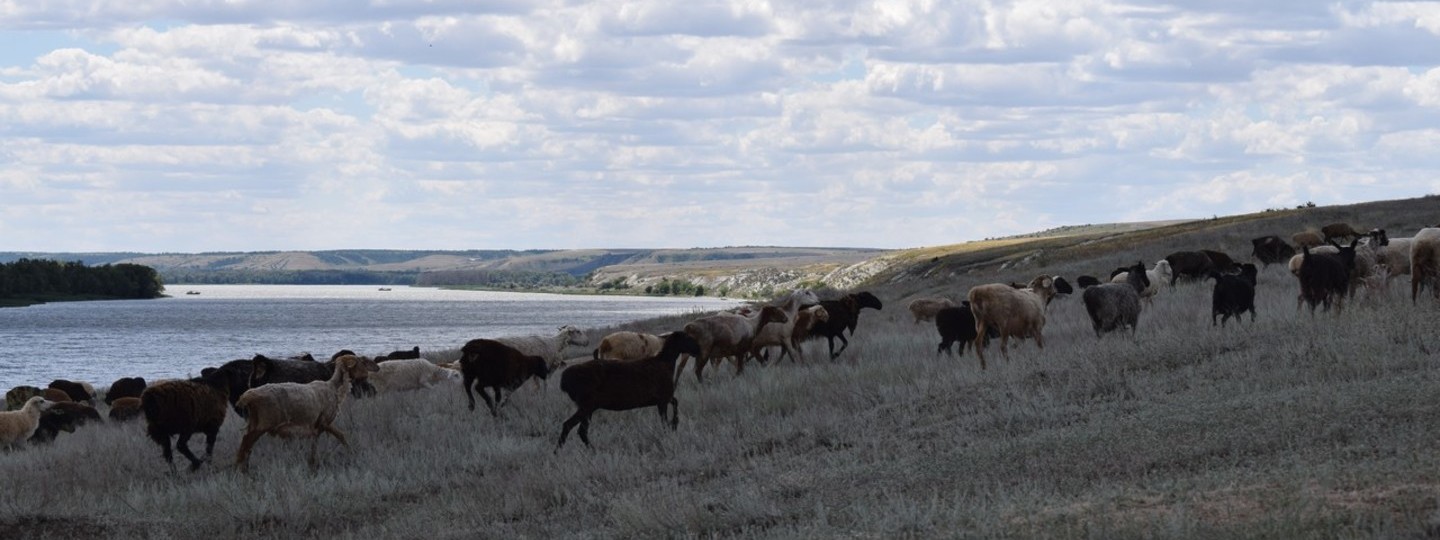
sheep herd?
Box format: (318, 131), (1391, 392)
(3, 220), (1437, 471)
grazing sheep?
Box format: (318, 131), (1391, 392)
(458, 338), (551, 417)
(556, 331), (704, 450)
(1298, 238), (1361, 314)
(1211, 263), (1259, 327)
(1251, 235), (1296, 268)
(1292, 231), (1324, 249)
(806, 291), (884, 360)
(934, 301), (997, 357)
(1163, 251), (1216, 285)
(1110, 260), (1171, 303)
(783, 305), (830, 363)
(108, 397), (143, 422)
(1322, 222), (1362, 243)
(43, 388), (72, 403)
(967, 275), (1057, 369)
(369, 359), (462, 394)
(677, 305), (788, 384)
(497, 325), (590, 375)
(48, 380), (94, 405)
(1084, 261), (1148, 339)
(0, 397), (52, 449)
(141, 366), (242, 472)
(908, 297), (957, 324)
(1076, 275), (1102, 289)
(30, 402), (102, 444)
(251, 354), (376, 399)
(104, 377), (147, 406)
(745, 289), (822, 366)
(593, 331), (666, 362)
(6, 386), (43, 411)
(234, 355), (380, 472)
(1411, 228), (1440, 303)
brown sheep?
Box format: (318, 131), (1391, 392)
(907, 297), (957, 324)
(555, 331), (704, 450)
(47, 379), (94, 405)
(141, 363), (248, 472)
(967, 275), (1057, 370)
(234, 355), (380, 472)
(108, 397), (143, 422)
(5, 386), (43, 411)
(592, 331), (666, 362)
(1322, 223), (1362, 243)
(458, 338), (551, 417)
(104, 377), (147, 405)
(1292, 231), (1323, 249)
(676, 305), (788, 384)
(43, 388), (72, 403)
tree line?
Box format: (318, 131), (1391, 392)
(0, 258), (164, 302)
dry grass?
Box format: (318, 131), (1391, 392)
(4, 197), (1440, 539)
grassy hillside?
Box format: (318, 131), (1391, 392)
(3, 196), (1440, 538)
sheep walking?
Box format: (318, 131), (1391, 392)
(782, 305), (829, 363)
(592, 331), (666, 362)
(140, 363), (247, 472)
(1411, 228), (1440, 303)
(31, 402), (102, 444)
(497, 325), (590, 389)
(806, 291), (884, 359)
(369, 359), (461, 394)
(677, 305), (788, 384)
(1110, 260), (1171, 303)
(967, 275), (1056, 369)
(745, 289), (821, 366)
(1211, 264), (1259, 327)
(1084, 261), (1148, 339)
(907, 297), (956, 324)
(233, 355), (380, 472)
(458, 338), (551, 416)
(1298, 239), (1361, 314)
(556, 331), (703, 450)
(0, 396), (52, 450)
(934, 301), (995, 357)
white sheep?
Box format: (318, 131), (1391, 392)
(1411, 228), (1440, 303)
(967, 275), (1057, 370)
(233, 355), (380, 472)
(592, 331), (666, 362)
(1109, 260), (1171, 303)
(1375, 236), (1413, 288)
(907, 297), (957, 324)
(498, 325), (590, 388)
(369, 359), (462, 393)
(0, 396), (52, 449)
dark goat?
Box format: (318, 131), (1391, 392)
(1163, 251), (1216, 285)
(141, 366), (240, 472)
(1298, 238), (1360, 314)
(1322, 222), (1362, 243)
(1251, 236), (1296, 268)
(458, 338), (550, 417)
(108, 396), (143, 422)
(1076, 275), (1102, 289)
(1210, 263), (1259, 327)
(1201, 250), (1238, 273)
(806, 291), (883, 359)
(104, 377), (147, 405)
(934, 301), (996, 357)
(47, 380), (94, 405)
(30, 402), (102, 443)
(1082, 261), (1147, 338)
(251, 354), (375, 399)
(556, 332), (703, 450)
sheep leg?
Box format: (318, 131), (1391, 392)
(235, 429), (267, 473)
(828, 334), (849, 359)
(673, 354), (690, 386)
(202, 428), (219, 463)
(463, 375), (478, 412)
(153, 434), (178, 472)
(175, 433), (204, 472)
(479, 387), (500, 417)
(668, 397), (679, 430)
(320, 424), (349, 447)
(577, 416), (592, 447)
(556, 408), (592, 450)
(693, 354), (708, 383)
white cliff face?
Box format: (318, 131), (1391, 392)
(588, 256), (899, 298)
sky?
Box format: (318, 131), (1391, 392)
(2, 1), (1440, 253)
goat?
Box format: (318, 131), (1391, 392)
(555, 331), (704, 450)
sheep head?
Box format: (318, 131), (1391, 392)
(559, 325), (589, 348)
(336, 355), (381, 384)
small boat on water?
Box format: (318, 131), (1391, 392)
(185, 291), (201, 295)
(378, 287), (392, 291)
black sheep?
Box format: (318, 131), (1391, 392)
(1251, 236), (1296, 268)
(251, 354), (375, 399)
(934, 302), (996, 357)
(104, 377), (147, 405)
(30, 402), (103, 443)
(141, 364), (245, 472)
(47, 380), (94, 405)
(1164, 251), (1217, 285)
(556, 331), (703, 450)
(458, 338), (550, 417)
(379, 346), (421, 361)
(1201, 250), (1239, 274)
(1076, 275), (1102, 289)
(1211, 263), (1259, 327)
(200, 359), (255, 416)
(806, 291), (883, 359)
(1298, 238), (1360, 314)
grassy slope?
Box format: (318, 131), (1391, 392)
(3, 197), (1440, 539)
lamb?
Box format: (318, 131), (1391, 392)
(234, 355), (380, 472)
(497, 325), (590, 374)
(30, 402), (102, 444)
(806, 291), (884, 359)
(1411, 227), (1440, 303)
(744, 289), (821, 366)
(48, 379), (95, 405)
(1322, 222), (1362, 243)
(593, 331), (666, 361)
(104, 377), (147, 405)
(1292, 231), (1324, 249)
(108, 396), (143, 422)
(908, 297), (957, 324)
(458, 338), (551, 416)
(555, 331), (704, 450)
(934, 301), (996, 357)
(1211, 263), (1259, 327)
(0, 396), (52, 449)
(1084, 261), (1148, 339)
(676, 305), (788, 384)
(1297, 238), (1361, 314)
(967, 275), (1057, 369)
(369, 359), (462, 394)
(5, 386), (43, 411)
(141, 364), (246, 472)
(1110, 260), (1171, 303)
